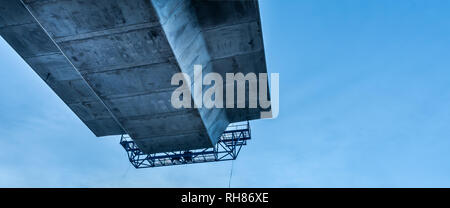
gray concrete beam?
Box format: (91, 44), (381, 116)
(152, 0), (230, 145)
(1, 0), (270, 153)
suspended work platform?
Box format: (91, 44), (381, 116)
(120, 122), (251, 168)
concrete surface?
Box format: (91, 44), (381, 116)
(0, 0), (268, 153)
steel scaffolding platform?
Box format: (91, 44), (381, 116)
(120, 122), (251, 168)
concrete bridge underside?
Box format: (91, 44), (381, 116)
(0, 0), (268, 153)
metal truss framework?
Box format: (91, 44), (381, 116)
(120, 122), (251, 168)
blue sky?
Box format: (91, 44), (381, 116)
(1, 0), (450, 187)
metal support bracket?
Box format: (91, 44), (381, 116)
(120, 122), (251, 168)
